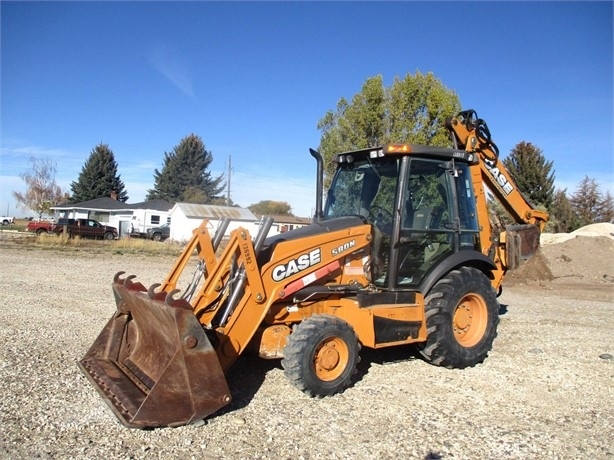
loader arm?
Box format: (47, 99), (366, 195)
(191, 218), (373, 371)
(158, 219), (228, 293)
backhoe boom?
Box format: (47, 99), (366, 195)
(447, 110), (549, 229)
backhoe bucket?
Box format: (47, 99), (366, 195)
(505, 224), (541, 270)
(78, 272), (231, 428)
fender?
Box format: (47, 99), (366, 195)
(418, 250), (496, 295)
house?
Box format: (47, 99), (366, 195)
(169, 203), (258, 242)
(51, 197), (314, 242)
(254, 214), (312, 236)
(52, 197), (132, 232)
(52, 198), (173, 237)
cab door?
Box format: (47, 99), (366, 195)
(81, 219), (98, 238)
(392, 158), (455, 288)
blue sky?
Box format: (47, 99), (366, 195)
(1, 1), (612, 218)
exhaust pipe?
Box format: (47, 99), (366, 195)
(309, 148), (324, 222)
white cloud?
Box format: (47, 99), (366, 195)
(147, 44), (195, 98)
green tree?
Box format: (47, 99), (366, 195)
(13, 156), (68, 218)
(548, 189), (579, 232)
(146, 134), (224, 203)
(248, 200), (294, 216)
(570, 176), (603, 226)
(209, 196), (235, 206)
(503, 142), (555, 209)
(70, 144), (128, 202)
(317, 72), (461, 187)
(597, 190), (614, 223)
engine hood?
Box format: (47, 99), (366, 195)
(256, 216), (369, 267)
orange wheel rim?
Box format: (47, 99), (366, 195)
(453, 294), (488, 347)
(313, 337), (349, 381)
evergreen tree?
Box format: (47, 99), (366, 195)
(70, 144), (128, 202)
(569, 176), (602, 226)
(549, 189), (579, 232)
(317, 71), (461, 187)
(146, 134), (224, 203)
(597, 190), (614, 223)
(503, 142), (555, 209)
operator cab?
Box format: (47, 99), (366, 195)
(324, 144), (482, 290)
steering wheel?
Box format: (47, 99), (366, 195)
(368, 205), (393, 232)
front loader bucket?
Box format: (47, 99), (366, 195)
(78, 272), (231, 428)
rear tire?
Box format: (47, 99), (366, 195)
(419, 267), (499, 368)
(282, 315), (360, 397)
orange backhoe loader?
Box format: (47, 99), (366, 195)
(78, 110), (548, 428)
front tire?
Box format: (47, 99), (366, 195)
(282, 315), (360, 397)
(104, 232), (114, 240)
(152, 233), (162, 242)
(419, 267), (499, 369)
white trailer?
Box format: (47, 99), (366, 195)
(129, 208), (171, 237)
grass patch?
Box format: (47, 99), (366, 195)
(7, 232), (185, 256)
(1, 218), (36, 232)
(111, 237), (185, 256)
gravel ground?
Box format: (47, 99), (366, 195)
(0, 241), (613, 459)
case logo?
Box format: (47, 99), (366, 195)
(484, 159), (514, 195)
(272, 249), (322, 282)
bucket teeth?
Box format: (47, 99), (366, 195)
(148, 283), (161, 299)
(124, 274), (137, 286)
(165, 288), (182, 305)
(114, 271), (126, 282)
(122, 274), (146, 292)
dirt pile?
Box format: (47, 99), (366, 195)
(506, 223), (614, 286)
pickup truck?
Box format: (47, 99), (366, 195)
(1, 216), (15, 226)
(53, 218), (118, 240)
(146, 223), (171, 241)
(26, 220), (57, 235)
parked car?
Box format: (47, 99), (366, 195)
(1, 216), (15, 225)
(53, 218), (118, 240)
(26, 220), (57, 235)
(146, 223), (170, 242)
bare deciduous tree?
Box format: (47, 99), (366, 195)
(13, 157), (67, 218)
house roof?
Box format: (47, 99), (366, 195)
(52, 197), (130, 211)
(254, 214), (312, 225)
(128, 199), (173, 211)
(51, 198), (174, 212)
(172, 203), (257, 221)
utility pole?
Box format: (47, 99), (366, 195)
(226, 155), (232, 206)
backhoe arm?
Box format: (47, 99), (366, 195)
(447, 110), (549, 230)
